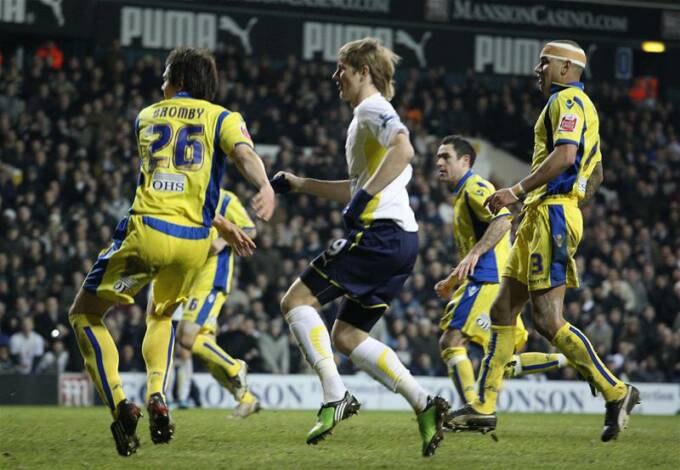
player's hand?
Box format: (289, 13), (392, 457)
(434, 275), (459, 300)
(484, 188), (518, 215)
(342, 189), (373, 231)
(252, 184), (275, 221)
(212, 215), (256, 256)
(209, 237), (229, 256)
(270, 171), (303, 194)
(450, 250), (481, 283)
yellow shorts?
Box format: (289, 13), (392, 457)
(181, 247), (235, 335)
(504, 199), (583, 291)
(439, 279), (528, 352)
(83, 215), (211, 315)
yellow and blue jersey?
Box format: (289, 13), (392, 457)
(211, 189), (255, 291)
(181, 189), (254, 332)
(451, 170), (511, 283)
(525, 81), (601, 207)
(132, 91), (253, 235)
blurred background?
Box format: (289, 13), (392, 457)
(0, 0), (679, 409)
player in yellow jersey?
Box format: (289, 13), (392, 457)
(175, 189), (261, 418)
(433, 136), (568, 408)
(68, 47), (275, 456)
(446, 40), (639, 442)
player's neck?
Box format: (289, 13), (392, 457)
(351, 85), (380, 108)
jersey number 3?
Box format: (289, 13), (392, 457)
(147, 123), (205, 172)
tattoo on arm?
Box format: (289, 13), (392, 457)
(579, 161), (603, 208)
(473, 216), (511, 255)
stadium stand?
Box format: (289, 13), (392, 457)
(0, 45), (678, 384)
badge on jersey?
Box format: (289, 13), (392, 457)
(558, 114), (579, 132)
(240, 122), (251, 140)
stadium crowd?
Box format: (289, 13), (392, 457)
(0, 44), (679, 386)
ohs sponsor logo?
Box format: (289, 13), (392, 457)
(120, 7), (257, 53)
(152, 172), (186, 193)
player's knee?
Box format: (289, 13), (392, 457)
(439, 329), (465, 350)
(177, 323), (199, 350)
(331, 325), (364, 356)
(490, 302), (509, 323)
(531, 313), (560, 340)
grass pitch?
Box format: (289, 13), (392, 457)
(0, 407), (678, 469)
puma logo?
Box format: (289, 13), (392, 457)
(219, 16), (258, 55)
(395, 30), (431, 67)
(39, 0), (65, 27)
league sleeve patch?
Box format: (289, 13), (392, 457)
(557, 114), (579, 132)
(240, 123), (252, 140)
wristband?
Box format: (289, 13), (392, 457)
(510, 182), (526, 200)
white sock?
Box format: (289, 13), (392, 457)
(556, 353), (568, 368)
(286, 305), (346, 403)
(349, 337), (429, 412)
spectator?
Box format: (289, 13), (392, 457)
(258, 318), (289, 374)
(9, 317), (44, 374)
(37, 339), (69, 374)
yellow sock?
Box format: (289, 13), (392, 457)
(517, 352), (566, 375)
(240, 390), (257, 405)
(70, 313), (126, 413)
(473, 325), (515, 414)
(142, 314), (175, 401)
(552, 323), (626, 402)
(442, 347), (477, 404)
(191, 334), (242, 379)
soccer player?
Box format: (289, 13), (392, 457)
(68, 47), (275, 456)
(446, 40), (639, 441)
(433, 135), (568, 407)
(175, 189), (261, 418)
(271, 37), (448, 457)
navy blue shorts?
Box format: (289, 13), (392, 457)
(300, 221), (418, 332)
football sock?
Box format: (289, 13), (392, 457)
(286, 305), (346, 403)
(350, 337), (429, 413)
(239, 390), (257, 405)
(442, 346), (477, 404)
(552, 323), (626, 402)
(142, 314), (175, 401)
(515, 352), (567, 376)
(473, 325), (515, 414)
(192, 334), (242, 378)
(69, 313), (126, 414)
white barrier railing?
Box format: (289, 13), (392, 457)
(82, 373), (679, 416)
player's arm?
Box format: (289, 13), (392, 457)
(229, 144), (275, 221)
(579, 160), (603, 208)
(486, 96), (582, 214)
(450, 215), (511, 282)
(270, 172), (352, 203)
(362, 132), (413, 196)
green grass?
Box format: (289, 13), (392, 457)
(0, 407), (678, 469)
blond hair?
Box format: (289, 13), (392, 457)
(338, 37), (401, 101)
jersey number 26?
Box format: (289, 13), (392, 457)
(146, 123), (205, 172)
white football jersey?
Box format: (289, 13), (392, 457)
(345, 93), (418, 232)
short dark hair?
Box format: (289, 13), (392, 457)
(440, 135), (476, 167)
(165, 48), (218, 101)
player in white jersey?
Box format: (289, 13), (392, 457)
(271, 37), (448, 457)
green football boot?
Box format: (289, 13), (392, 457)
(306, 391), (361, 445)
(417, 396), (450, 457)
